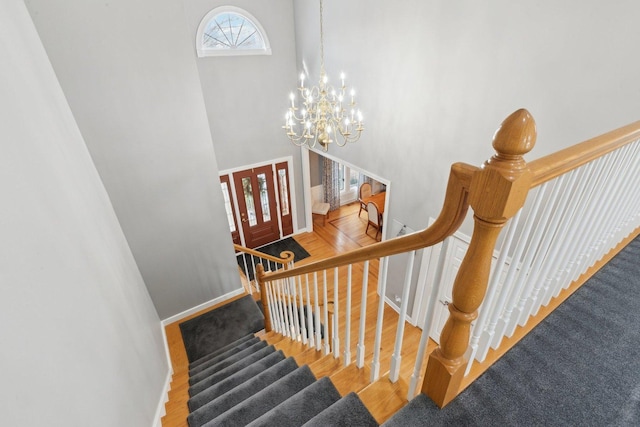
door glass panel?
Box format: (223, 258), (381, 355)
(278, 169), (290, 215)
(257, 173), (271, 221)
(242, 177), (258, 226)
(220, 182), (236, 232)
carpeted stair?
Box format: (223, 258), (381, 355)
(185, 334), (378, 427)
(382, 235), (640, 426)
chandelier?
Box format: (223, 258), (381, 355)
(283, 0), (364, 151)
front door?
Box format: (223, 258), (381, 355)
(233, 165), (280, 248)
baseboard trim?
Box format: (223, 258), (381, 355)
(161, 287), (245, 326)
(153, 369), (172, 427)
(156, 287), (247, 425)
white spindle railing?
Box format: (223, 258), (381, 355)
(256, 141), (639, 408)
(462, 137), (640, 374)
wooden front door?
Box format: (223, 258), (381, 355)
(233, 165), (280, 248)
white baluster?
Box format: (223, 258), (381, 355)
(490, 185), (546, 350)
(322, 270), (330, 355)
(390, 251), (416, 382)
(408, 243), (447, 398)
(467, 210), (520, 371)
(267, 281), (280, 333)
(276, 279), (290, 337)
(540, 166), (592, 306)
(283, 278), (296, 338)
(343, 264), (353, 366)
(313, 272), (322, 351)
(290, 276), (301, 342)
(507, 175), (566, 328)
(371, 256), (389, 382)
(333, 267), (340, 358)
(298, 276), (308, 345)
(586, 145), (635, 271)
(356, 260), (369, 368)
(305, 274), (315, 348)
(568, 155), (617, 284)
(240, 254), (253, 294)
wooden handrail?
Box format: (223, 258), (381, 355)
(255, 108), (639, 410)
(234, 244), (294, 333)
(258, 162), (476, 283)
(528, 120), (640, 187)
(233, 244), (295, 264)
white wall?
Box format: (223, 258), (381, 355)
(0, 1), (167, 424)
(183, 0), (307, 230)
(25, 0), (242, 319)
(293, 0), (640, 312)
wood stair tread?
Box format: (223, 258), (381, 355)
(293, 347), (326, 365)
(358, 374), (410, 424)
(308, 354), (344, 378)
(329, 364), (372, 396)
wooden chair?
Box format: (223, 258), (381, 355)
(312, 202), (330, 225)
(365, 201), (382, 240)
(358, 182), (372, 217)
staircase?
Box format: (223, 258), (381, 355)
(162, 110), (640, 425)
(185, 332), (378, 426)
(181, 232), (640, 426)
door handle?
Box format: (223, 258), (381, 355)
(439, 300), (450, 306)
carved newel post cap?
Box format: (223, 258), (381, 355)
(492, 109), (537, 157)
(470, 108), (537, 219)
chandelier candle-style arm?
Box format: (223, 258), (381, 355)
(283, 0), (364, 151)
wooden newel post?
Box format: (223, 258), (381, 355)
(422, 109), (537, 407)
(256, 264), (272, 332)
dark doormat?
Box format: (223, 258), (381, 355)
(179, 295), (265, 362)
(237, 237), (310, 281)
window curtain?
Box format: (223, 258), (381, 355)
(322, 157), (341, 211)
(359, 173), (373, 187)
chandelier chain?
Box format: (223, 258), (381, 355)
(319, 0), (325, 72)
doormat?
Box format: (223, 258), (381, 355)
(237, 237), (310, 281)
(179, 295), (265, 362)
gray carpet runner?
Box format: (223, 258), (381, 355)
(383, 235), (640, 426)
(185, 332), (377, 427)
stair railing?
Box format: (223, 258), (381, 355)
(464, 116), (640, 377)
(256, 109), (640, 409)
(234, 244), (294, 297)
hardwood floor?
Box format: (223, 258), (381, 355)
(161, 202), (434, 426)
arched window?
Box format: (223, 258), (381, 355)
(196, 6), (271, 57)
